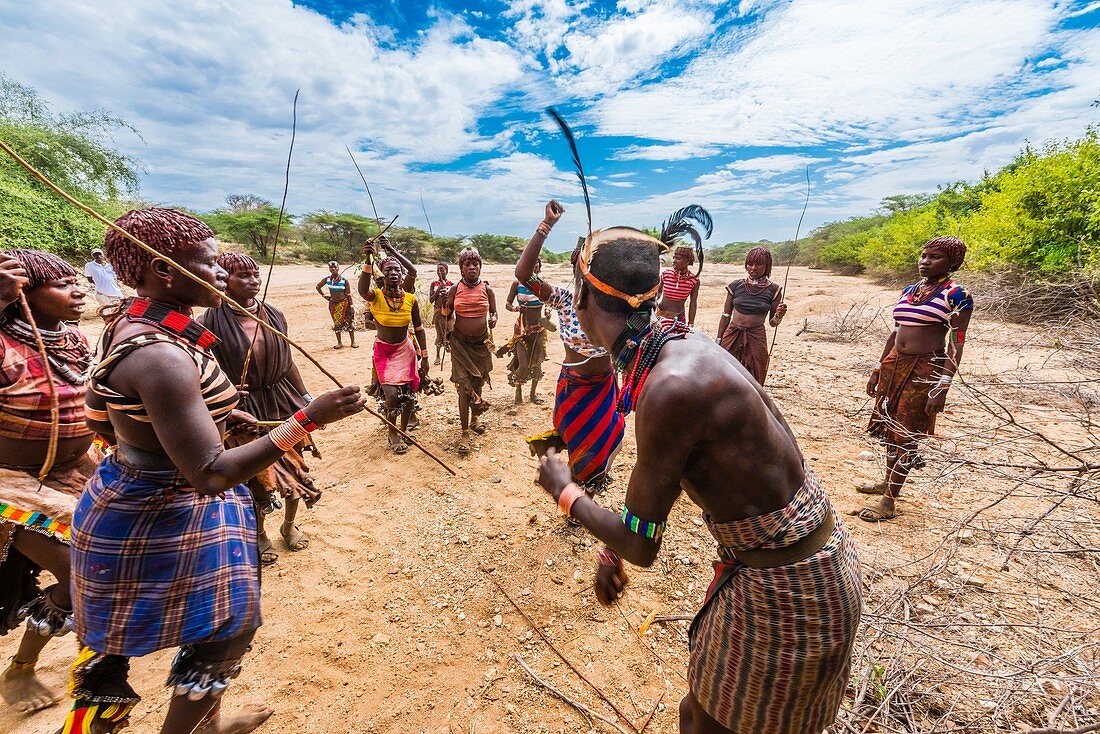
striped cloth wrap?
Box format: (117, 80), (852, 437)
(689, 470), (862, 733)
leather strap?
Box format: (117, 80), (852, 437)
(718, 511), (836, 569)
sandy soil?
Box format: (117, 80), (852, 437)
(3, 263), (1096, 733)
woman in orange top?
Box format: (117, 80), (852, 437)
(442, 248), (497, 454)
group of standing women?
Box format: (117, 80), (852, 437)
(0, 195), (974, 733)
(0, 207), (366, 733)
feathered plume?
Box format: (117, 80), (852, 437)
(545, 107), (592, 236)
(659, 204), (712, 277)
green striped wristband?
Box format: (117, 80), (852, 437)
(621, 506), (666, 540)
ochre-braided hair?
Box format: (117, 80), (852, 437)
(104, 207), (215, 288)
(744, 246), (773, 278)
(1, 249), (79, 319)
(217, 252), (259, 275)
(922, 236), (967, 271)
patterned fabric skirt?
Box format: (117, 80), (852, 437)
(374, 337), (420, 391)
(71, 454), (261, 657)
(506, 327), (546, 386)
(0, 452), (95, 634)
(433, 310), (449, 345)
(868, 348), (943, 449)
(329, 298), (355, 333)
(689, 471), (862, 733)
(449, 330), (493, 396)
(553, 367), (625, 484)
(720, 322), (770, 386)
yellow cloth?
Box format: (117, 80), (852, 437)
(368, 290), (416, 327)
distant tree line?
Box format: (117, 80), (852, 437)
(794, 128), (1100, 280)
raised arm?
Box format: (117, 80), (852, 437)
(515, 200), (563, 301)
(382, 242), (418, 292)
(0, 254), (28, 313)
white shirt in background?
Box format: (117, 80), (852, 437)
(84, 260), (123, 298)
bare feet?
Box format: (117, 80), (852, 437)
(0, 661), (62, 713)
(280, 522), (309, 551)
(197, 703), (274, 734)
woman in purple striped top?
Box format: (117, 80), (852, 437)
(855, 236), (974, 522)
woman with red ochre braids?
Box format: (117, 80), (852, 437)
(0, 250), (96, 716)
(715, 247), (787, 386)
(855, 236), (974, 522)
(65, 207), (366, 734)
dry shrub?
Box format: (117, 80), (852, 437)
(967, 269), (1100, 324)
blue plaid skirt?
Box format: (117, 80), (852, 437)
(71, 454), (261, 657)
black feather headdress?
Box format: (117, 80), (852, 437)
(545, 107), (592, 237)
(659, 204), (712, 277)
(545, 107), (671, 309)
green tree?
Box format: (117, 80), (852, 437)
(297, 211), (379, 262)
(0, 73), (142, 257)
(202, 200), (291, 260)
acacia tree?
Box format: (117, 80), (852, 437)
(300, 211), (379, 262)
(202, 200), (289, 260)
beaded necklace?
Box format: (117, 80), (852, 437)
(382, 284), (405, 312)
(0, 317), (91, 385)
(125, 298), (220, 352)
(615, 315), (689, 415)
(907, 276), (950, 305)
(743, 275), (772, 295)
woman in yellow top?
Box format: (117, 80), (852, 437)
(357, 248), (429, 453)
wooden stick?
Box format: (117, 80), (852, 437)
(240, 89), (298, 389)
(515, 655), (632, 734)
(1019, 723), (1100, 734)
(636, 692), (664, 734)
(484, 570), (639, 732)
(18, 292), (58, 480)
(769, 166), (810, 356)
(0, 136), (456, 477)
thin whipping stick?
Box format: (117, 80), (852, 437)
(0, 137), (456, 476)
(239, 89), (298, 389)
(769, 166), (811, 355)
(18, 292), (59, 481)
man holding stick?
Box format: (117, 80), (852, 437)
(536, 228), (862, 734)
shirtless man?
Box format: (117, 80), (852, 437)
(536, 229), (861, 734)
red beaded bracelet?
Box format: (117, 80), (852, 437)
(293, 409), (322, 432)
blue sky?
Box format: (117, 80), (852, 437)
(1, 0), (1098, 250)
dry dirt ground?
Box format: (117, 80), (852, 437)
(4, 264), (1097, 733)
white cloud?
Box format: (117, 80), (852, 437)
(613, 142), (720, 160)
(726, 154), (826, 173)
(596, 0), (1066, 147)
(506, 0), (714, 96)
